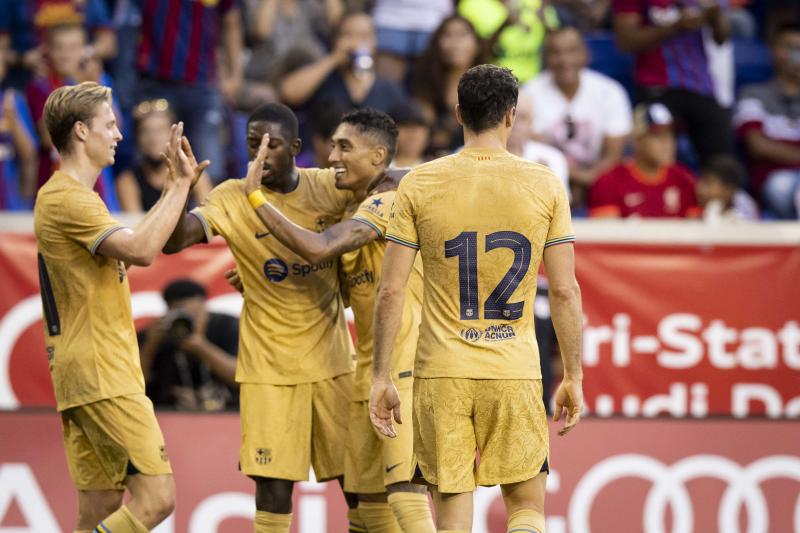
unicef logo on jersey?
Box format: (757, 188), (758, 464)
(460, 328), (483, 342)
(263, 258), (289, 282)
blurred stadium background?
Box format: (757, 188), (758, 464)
(1, 0), (799, 531)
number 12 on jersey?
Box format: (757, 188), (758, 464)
(444, 231), (531, 321)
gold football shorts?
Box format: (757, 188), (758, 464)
(413, 378), (548, 494)
(239, 373), (352, 481)
(344, 380), (416, 493)
(61, 393), (171, 491)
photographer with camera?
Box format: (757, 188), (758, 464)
(139, 279), (239, 411)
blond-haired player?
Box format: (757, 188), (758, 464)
(370, 64), (584, 533)
(34, 81), (207, 533)
(239, 108), (435, 533)
(163, 103), (355, 533)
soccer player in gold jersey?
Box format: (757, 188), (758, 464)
(370, 64), (585, 533)
(34, 81), (207, 533)
(240, 108), (435, 533)
(163, 103), (355, 533)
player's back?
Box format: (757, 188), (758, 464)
(387, 147), (574, 380)
(34, 171), (143, 411)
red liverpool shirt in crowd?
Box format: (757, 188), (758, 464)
(589, 160), (701, 218)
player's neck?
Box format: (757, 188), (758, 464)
(355, 169), (388, 202)
(265, 167), (299, 194)
(463, 129), (508, 151)
(58, 153), (102, 189)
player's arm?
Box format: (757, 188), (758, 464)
(543, 242), (584, 436)
(163, 138), (215, 253)
(162, 210), (207, 254)
(244, 133), (379, 263)
(98, 124), (209, 265)
(369, 241), (417, 438)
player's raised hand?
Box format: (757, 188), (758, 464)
(180, 136), (210, 188)
(224, 268), (244, 294)
(161, 122), (195, 187)
(553, 378), (583, 436)
(244, 133), (270, 195)
(369, 379), (401, 438)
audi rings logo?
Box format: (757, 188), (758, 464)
(263, 258), (289, 282)
(567, 454), (800, 532)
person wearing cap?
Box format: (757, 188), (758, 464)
(390, 101), (431, 168)
(588, 103), (701, 218)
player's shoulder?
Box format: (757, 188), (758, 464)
(203, 177), (246, 205)
(505, 152), (562, 186)
(404, 154), (460, 181)
(299, 166), (336, 186)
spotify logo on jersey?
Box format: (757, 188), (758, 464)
(263, 258), (289, 282)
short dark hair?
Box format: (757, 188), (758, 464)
(162, 279), (207, 304)
(340, 108), (398, 162)
(701, 155), (746, 189)
(457, 64), (519, 133)
(247, 103), (299, 140)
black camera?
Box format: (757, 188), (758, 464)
(166, 310), (195, 340)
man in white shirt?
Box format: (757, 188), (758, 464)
(523, 26), (632, 208)
(509, 92), (570, 194)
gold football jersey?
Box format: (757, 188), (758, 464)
(34, 171), (143, 411)
(342, 190), (423, 400)
(192, 168), (355, 384)
(386, 148), (574, 380)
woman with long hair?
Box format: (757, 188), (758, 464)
(412, 15), (488, 156)
(116, 99), (212, 212)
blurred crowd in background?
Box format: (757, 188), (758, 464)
(0, 0), (798, 220)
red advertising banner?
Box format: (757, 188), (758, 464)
(1, 232), (799, 416)
(575, 243), (800, 418)
(1, 413), (798, 532)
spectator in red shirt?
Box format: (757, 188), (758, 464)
(589, 103), (700, 218)
(733, 22), (800, 219)
(613, 0), (733, 165)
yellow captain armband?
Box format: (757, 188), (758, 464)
(247, 190), (267, 209)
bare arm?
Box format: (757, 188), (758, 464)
(115, 170), (144, 213)
(743, 130), (800, 165)
(191, 172), (213, 205)
(369, 242), (418, 437)
(182, 336), (238, 387)
(614, 12), (681, 53)
(243, 134), (378, 262)
(260, 210), (378, 264)
(278, 53), (341, 106)
(253, 0), (280, 39)
(90, 29), (118, 60)
(6, 92), (37, 200)
(706, 3), (730, 45)
(323, 0), (344, 27)
(220, 7), (244, 102)
(571, 135), (627, 186)
(98, 124), (208, 265)
(543, 243), (583, 435)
